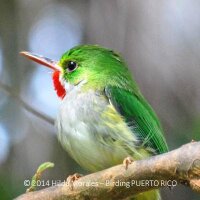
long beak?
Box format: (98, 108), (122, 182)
(20, 51), (60, 71)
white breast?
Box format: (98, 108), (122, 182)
(56, 85), (139, 171)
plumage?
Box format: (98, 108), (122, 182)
(21, 45), (168, 200)
(52, 70), (66, 98)
(57, 87), (146, 172)
(105, 86), (168, 154)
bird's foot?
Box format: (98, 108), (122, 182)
(123, 156), (134, 170)
(66, 173), (83, 190)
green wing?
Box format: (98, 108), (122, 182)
(105, 86), (168, 154)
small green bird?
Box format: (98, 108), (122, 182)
(21, 45), (168, 200)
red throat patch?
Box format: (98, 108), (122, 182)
(52, 70), (66, 99)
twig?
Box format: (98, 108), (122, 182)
(0, 81), (54, 125)
(15, 141), (200, 200)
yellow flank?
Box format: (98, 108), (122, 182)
(101, 104), (151, 160)
(102, 105), (124, 126)
(102, 105), (133, 138)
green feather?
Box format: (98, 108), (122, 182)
(59, 44), (168, 154)
(105, 85), (168, 154)
(23, 44), (167, 200)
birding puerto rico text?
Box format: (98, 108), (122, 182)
(24, 179), (177, 188)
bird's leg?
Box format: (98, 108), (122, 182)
(123, 156), (134, 170)
(66, 173), (83, 190)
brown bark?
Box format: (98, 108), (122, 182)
(15, 141), (200, 200)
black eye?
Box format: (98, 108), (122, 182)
(66, 61), (77, 72)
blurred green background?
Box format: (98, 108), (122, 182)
(0, 0), (200, 199)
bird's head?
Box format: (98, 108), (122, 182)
(21, 45), (134, 99)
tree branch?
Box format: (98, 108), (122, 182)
(15, 141), (200, 200)
(0, 81), (54, 125)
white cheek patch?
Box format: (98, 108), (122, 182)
(59, 72), (65, 86)
(60, 74), (88, 94)
(64, 81), (75, 92)
(58, 74), (74, 93)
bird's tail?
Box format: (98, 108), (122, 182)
(128, 189), (161, 200)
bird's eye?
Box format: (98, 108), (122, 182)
(66, 61), (77, 72)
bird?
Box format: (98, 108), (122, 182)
(21, 45), (168, 200)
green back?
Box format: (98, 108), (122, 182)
(105, 86), (168, 154)
(60, 45), (168, 154)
